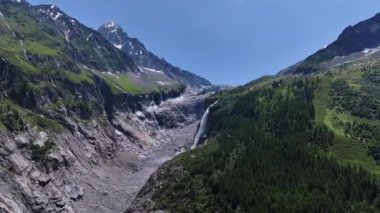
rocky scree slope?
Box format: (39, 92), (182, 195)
(0, 0), (210, 212)
(98, 21), (211, 88)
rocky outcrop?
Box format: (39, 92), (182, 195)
(0, 89), (209, 213)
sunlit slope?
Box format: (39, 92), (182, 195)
(129, 71), (380, 212)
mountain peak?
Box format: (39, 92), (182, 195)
(103, 21), (119, 29)
(98, 23), (211, 87)
(281, 12), (380, 75)
(98, 21), (129, 49)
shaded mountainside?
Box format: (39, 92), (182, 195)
(282, 12), (380, 75)
(98, 21), (211, 88)
(129, 13), (380, 212)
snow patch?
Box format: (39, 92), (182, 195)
(53, 12), (62, 21)
(156, 81), (170, 86)
(362, 46), (380, 56)
(135, 111), (145, 118)
(86, 33), (93, 42)
(64, 30), (70, 42)
(144, 67), (164, 74)
(114, 44), (124, 49)
(104, 72), (120, 79)
(105, 21), (117, 28)
(137, 67), (144, 73)
(128, 41), (134, 50)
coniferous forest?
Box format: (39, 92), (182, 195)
(145, 77), (380, 212)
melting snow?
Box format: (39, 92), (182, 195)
(128, 41), (134, 50)
(53, 12), (62, 21)
(105, 21), (116, 28)
(135, 111), (145, 118)
(156, 81), (170, 86)
(86, 33), (93, 42)
(362, 46), (380, 56)
(104, 72), (120, 79)
(64, 30), (70, 42)
(114, 44), (124, 49)
(144, 67), (164, 74)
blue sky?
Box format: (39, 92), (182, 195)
(28, 0), (380, 85)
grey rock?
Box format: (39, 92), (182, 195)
(67, 185), (84, 201)
(7, 153), (31, 174)
(14, 135), (30, 148)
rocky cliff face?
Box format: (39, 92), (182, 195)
(0, 90), (208, 213)
(98, 22), (212, 88)
(0, 0), (212, 212)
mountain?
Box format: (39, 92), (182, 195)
(281, 13), (380, 75)
(0, 1), (212, 212)
(129, 13), (380, 212)
(98, 21), (211, 88)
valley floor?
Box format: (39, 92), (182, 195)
(72, 121), (199, 212)
(70, 92), (209, 213)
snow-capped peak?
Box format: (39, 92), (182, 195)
(105, 21), (118, 28)
(37, 5), (65, 22)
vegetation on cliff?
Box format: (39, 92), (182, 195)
(141, 66), (380, 212)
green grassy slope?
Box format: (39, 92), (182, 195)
(0, 1), (187, 131)
(313, 64), (380, 174)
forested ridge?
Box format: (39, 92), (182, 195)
(140, 76), (380, 212)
